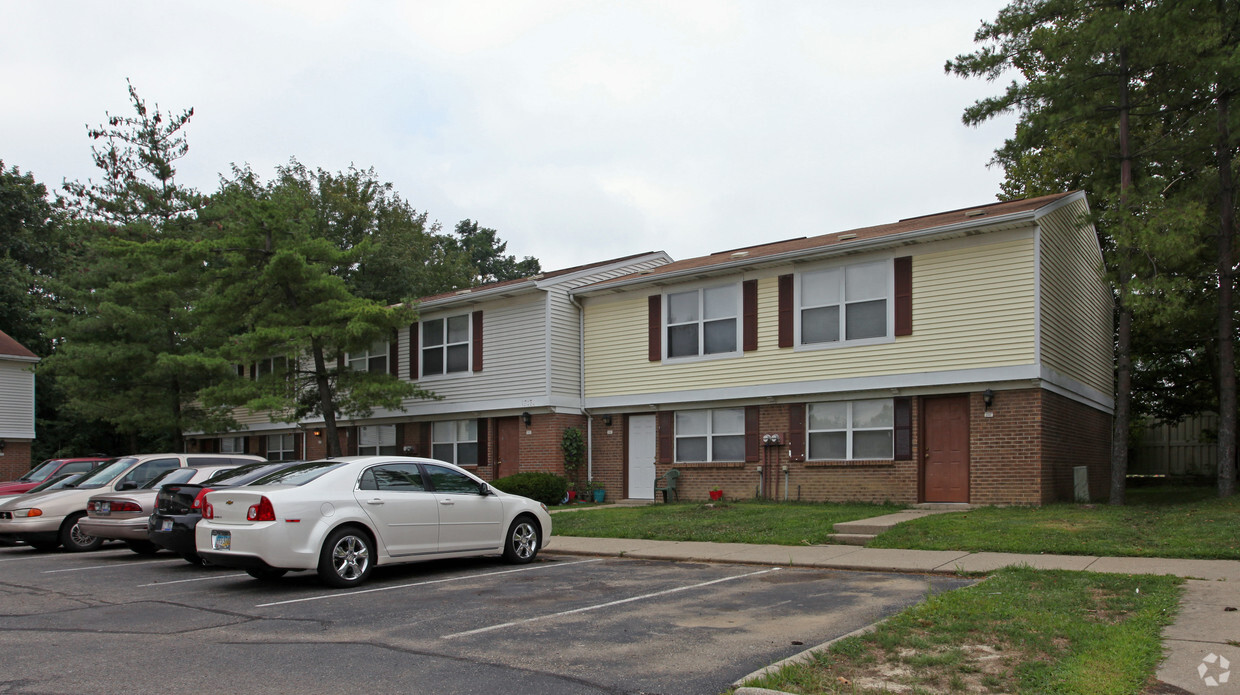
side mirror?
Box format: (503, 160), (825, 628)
(479, 482), (492, 496)
(117, 481), (138, 491)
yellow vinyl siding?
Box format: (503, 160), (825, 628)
(1038, 198), (1113, 395)
(584, 237), (1039, 397)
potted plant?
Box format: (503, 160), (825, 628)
(561, 427), (585, 498)
(709, 487), (724, 501)
(587, 480), (606, 503)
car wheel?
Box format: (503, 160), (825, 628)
(126, 540), (160, 555)
(246, 567), (288, 581)
(27, 541), (59, 552)
(317, 527), (373, 588)
(59, 513), (103, 552)
(181, 552), (206, 566)
(502, 515), (540, 564)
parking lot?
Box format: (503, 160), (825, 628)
(0, 543), (972, 694)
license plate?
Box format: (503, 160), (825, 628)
(99, 502), (110, 515)
(211, 530), (231, 551)
(161, 519), (173, 532)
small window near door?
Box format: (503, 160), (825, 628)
(807, 399), (894, 460)
(358, 425), (397, 456)
(432, 420), (478, 466)
(267, 433), (297, 461)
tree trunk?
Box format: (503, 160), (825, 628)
(311, 337), (342, 458)
(1109, 42), (1134, 506)
(1217, 92), (1237, 497)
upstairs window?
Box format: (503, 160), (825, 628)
(347, 341), (388, 373)
(255, 355), (288, 380)
(666, 284), (739, 359)
(807, 399), (893, 460)
(799, 260), (890, 346)
(422, 315), (471, 376)
(675, 408), (745, 462)
(432, 420), (478, 466)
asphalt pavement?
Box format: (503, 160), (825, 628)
(548, 507), (1240, 694)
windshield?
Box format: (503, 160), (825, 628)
(28, 473), (83, 493)
(250, 460), (344, 486)
(19, 460), (62, 483)
(68, 458), (132, 489)
(144, 467), (197, 489)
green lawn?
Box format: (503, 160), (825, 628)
(553, 486), (1240, 559)
(551, 499), (905, 545)
(740, 567), (1182, 695)
(869, 485), (1240, 559)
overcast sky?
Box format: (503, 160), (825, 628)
(2, 1), (1017, 271)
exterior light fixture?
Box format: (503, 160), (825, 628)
(312, 429), (322, 437)
(982, 389), (995, 410)
(602, 415), (612, 427)
(521, 412), (532, 427)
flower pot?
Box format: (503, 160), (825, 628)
(592, 489), (605, 503)
(709, 490), (723, 501)
(567, 490), (577, 503)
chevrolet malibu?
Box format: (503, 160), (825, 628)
(196, 456), (552, 588)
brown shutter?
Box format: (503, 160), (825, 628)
(648, 295), (662, 362)
(657, 411), (674, 464)
(249, 363), (256, 380)
(745, 405), (760, 462)
(256, 435), (267, 458)
(894, 397), (912, 460)
(336, 354), (345, 372)
(472, 310), (484, 372)
(742, 279), (758, 352)
(895, 256), (912, 337)
(409, 322), (419, 379)
(788, 403), (806, 462)
(293, 432), (303, 459)
(777, 274), (794, 348)
(389, 330), (399, 377)
(346, 426), (358, 456)
(395, 423), (406, 453)
(477, 417), (489, 466)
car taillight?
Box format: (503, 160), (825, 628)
(112, 501), (142, 513)
(86, 501), (97, 512)
(202, 500), (214, 519)
(247, 496), (275, 522)
(192, 488), (213, 510)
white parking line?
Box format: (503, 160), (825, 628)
(42, 558), (179, 573)
(0, 548), (133, 563)
(255, 558), (605, 608)
(441, 566), (782, 640)
(140, 573), (248, 587)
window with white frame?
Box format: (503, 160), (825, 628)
(422, 315), (470, 376)
(666, 284), (739, 359)
(431, 420), (478, 465)
(807, 399), (894, 460)
(266, 433), (297, 461)
(800, 260), (890, 345)
(347, 341), (388, 373)
(255, 355), (288, 380)
(357, 425), (397, 456)
(675, 408), (745, 462)
(219, 436), (245, 454)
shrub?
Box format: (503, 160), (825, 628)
(491, 472), (568, 506)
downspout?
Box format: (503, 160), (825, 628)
(568, 292), (593, 483)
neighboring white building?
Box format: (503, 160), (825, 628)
(0, 329), (39, 479)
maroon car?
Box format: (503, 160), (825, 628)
(0, 457), (111, 496)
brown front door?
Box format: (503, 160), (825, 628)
(496, 417), (521, 479)
(922, 395), (970, 503)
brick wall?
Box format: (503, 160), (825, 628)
(0, 439), (32, 480)
(1041, 390), (1112, 503)
(970, 389), (1044, 505)
(589, 415), (625, 501)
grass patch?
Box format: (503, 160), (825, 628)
(742, 567), (1181, 695)
(551, 499), (904, 545)
(870, 485), (1240, 559)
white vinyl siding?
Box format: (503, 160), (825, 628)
(0, 361), (35, 438)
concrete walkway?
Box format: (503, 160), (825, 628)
(546, 533), (1240, 693)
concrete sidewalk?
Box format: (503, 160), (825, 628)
(545, 535), (1240, 694)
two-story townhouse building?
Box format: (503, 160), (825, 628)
(0, 329), (40, 480)
(571, 191), (1112, 505)
(189, 253), (673, 479)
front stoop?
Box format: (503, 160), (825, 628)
(831, 508), (969, 546)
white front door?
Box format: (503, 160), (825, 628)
(628, 414), (657, 500)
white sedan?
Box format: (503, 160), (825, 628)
(196, 456), (552, 587)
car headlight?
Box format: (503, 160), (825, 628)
(10, 508), (43, 518)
